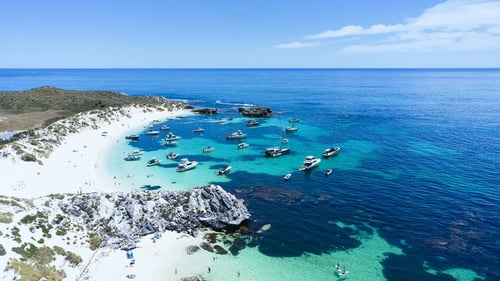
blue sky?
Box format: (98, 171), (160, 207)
(1, 0), (499, 68)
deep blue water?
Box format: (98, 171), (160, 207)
(1, 69), (499, 280)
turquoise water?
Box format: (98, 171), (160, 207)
(1, 69), (499, 281)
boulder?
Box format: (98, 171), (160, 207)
(238, 107), (272, 117)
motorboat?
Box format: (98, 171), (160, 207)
(203, 146), (214, 153)
(125, 134), (139, 141)
(160, 125), (170, 130)
(321, 147), (341, 157)
(129, 149), (144, 156)
(216, 165), (232, 175)
(247, 120), (259, 127)
(165, 132), (181, 141)
(299, 156), (321, 171)
(124, 154), (141, 161)
(227, 130), (247, 139)
(325, 169), (333, 176)
(264, 147), (290, 157)
(193, 127), (205, 133)
(166, 152), (179, 160)
(283, 173), (292, 181)
(289, 118), (300, 123)
(281, 137), (289, 144)
(237, 142), (250, 149)
(286, 126), (298, 132)
(164, 140), (177, 146)
(145, 130), (160, 135)
(176, 158), (198, 172)
(147, 157), (161, 166)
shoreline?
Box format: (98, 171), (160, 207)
(0, 104), (192, 198)
(0, 104), (231, 281)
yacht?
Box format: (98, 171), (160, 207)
(125, 134), (139, 141)
(124, 154), (141, 161)
(129, 149), (144, 156)
(203, 146), (214, 153)
(325, 169), (333, 176)
(322, 147), (341, 157)
(237, 142), (250, 149)
(166, 152), (179, 160)
(193, 127), (205, 133)
(146, 157), (161, 166)
(289, 118), (300, 123)
(160, 125), (170, 130)
(247, 120), (259, 127)
(216, 165), (232, 175)
(176, 158), (198, 172)
(264, 147), (290, 157)
(299, 156), (321, 171)
(227, 130), (247, 140)
(286, 126), (298, 132)
(165, 132), (181, 141)
(145, 130), (160, 135)
(283, 173), (292, 181)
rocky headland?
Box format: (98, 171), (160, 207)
(238, 106), (273, 117)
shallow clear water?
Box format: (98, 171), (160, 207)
(1, 68), (499, 281)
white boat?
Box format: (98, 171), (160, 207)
(286, 126), (298, 132)
(101, 131), (108, 136)
(147, 158), (161, 166)
(145, 130), (160, 135)
(247, 120), (259, 127)
(193, 127), (205, 133)
(227, 130), (247, 140)
(289, 118), (300, 123)
(237, 142), (250, 149)
(325, 169), (333, 176)
(216, 165), (232, 175)
(160, 125), (170, 130)
(164, 140), (177, 146)
(166, 152), (179, 160)
(165, 132), (181, 141)
(203, 146), (214, 153)
(176, 158), (198, 172)
(321, 147), (341, 157)
(299, 156), (321, 171)
(125, 134), (139, 141)
(264, 147), (290, 157)
(124, 154), (141, 161)
(130, 150), (144, 156)
(281, 137), (289, 144)
(283, 173), (292, 181)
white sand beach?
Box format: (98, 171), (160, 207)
(0, 105), (224, 281)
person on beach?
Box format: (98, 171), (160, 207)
(208, 267), (211, 273)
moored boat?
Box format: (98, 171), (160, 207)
(130, 149), (144, 156)
(165, 132), (181, 141)
(227, 130), (247, 139)
(247, 120), (259, 127)
(193, 127), (205, 133)
(203, 146), (214, 153)
(289, 118), (300, 123)
(237, 142), (249, 149)
(147, 157), (161, 166)
(160, 125), (170, 130)
(216, 165), (232, 175)
(166, 152), (179, 160)
(145, 130), (160, 135)
(264, 147), (290, 157)
(124, 154), (141, 161)
(283, 173), (292, 181)
(286, 126), (298, 132)
(325, 169), (333, 176)
(299, 155), (321, 171)
(322, 147), (341, 157)
(125, 134), (139, 141)
(176, 158), (198, 172)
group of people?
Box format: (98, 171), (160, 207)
(335, 262), (349, 276)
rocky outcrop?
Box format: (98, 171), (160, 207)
(44, 185), (250, 250)
(238, 107), (272, 117)
(192, 108), (217, 114)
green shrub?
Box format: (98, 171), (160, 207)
(0, 244), (6, 255)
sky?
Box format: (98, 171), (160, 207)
(1, 0), (499, 68)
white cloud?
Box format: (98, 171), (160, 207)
(274, 41), (320, 49)
(307, 0), (500, 54)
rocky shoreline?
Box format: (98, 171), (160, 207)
(35, 185), (250, 250)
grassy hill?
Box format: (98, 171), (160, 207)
(0, 86), (174, 132)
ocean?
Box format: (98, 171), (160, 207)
(1, 69), (499, 281)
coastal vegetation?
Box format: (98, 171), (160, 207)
(0, 86), (179, 133)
